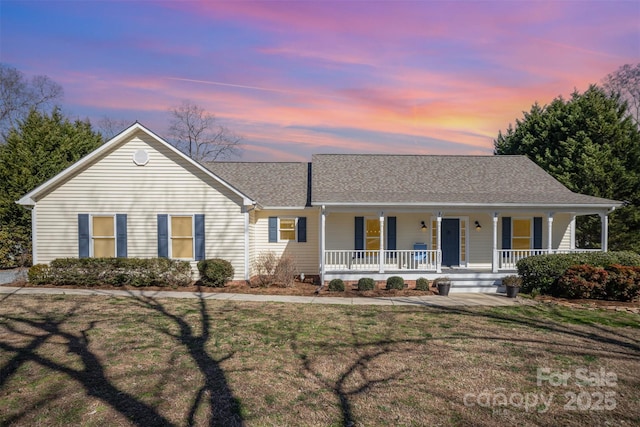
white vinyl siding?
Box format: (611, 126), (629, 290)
(34, 131), (247, 280)
(254, 209), (318, 275)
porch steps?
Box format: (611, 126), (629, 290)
(428, 272), (505, 294)
(323, 271), (510, 294)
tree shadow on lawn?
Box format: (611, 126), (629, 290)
(283, 302), (640, 426)
(127, 290), (244, 427)
(0, 301), (175, 426)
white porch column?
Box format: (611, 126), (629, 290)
(492, 212), (499, 273)
(436, 212), (442, 273)
(600, 212), (609, 252)
(569, 214), (576, 250)
(379, 212), (385, 273)
(243, 208), (250, 281)
(547, 212), (554, 254)
(320, 206), (326, 284)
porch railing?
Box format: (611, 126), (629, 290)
(324, 249), (440, 272)
(497, 249), (602, 270)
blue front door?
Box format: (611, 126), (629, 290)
(442, 219), (460, 267)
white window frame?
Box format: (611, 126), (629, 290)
(364, 216), (380, 251)
(90, 214), (116, 258)
(278, 217), (298, 242)
(511, 217), (533, 250)
(168, 214), (195, 260)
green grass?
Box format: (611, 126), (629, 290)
(0, 294), (638, 426)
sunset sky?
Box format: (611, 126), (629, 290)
(1, 1), (638, 161)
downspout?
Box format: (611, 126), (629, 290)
(316, 205), (326, 293)
(31, 205), (37, 265)
(243, 202), (257, 282)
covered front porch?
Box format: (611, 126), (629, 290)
(319, 208), (611, 287)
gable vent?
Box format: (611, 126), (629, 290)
(133, 149), (149, 166)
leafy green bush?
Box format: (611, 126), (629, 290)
(28, 258), (192, 287)
(415, 277), (430, 291)
(27, 264), (50, 285)
(555, 264), (640, 301)
(328, 278), (345, 292)
(357, 277), (375, 291)
(556, 265), (608, 299)
(605, 265), (640, 301)
(516, 251), (640, 294)
(386, 276), (405, 290)
(197, 258), (234, 287)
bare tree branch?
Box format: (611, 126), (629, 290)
(0, 64), (63, 140)
(602, 63), (640, 129)
(168, 100), (242, 163)
(96, 116), (131, 140)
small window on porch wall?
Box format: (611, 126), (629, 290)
(512, 219), (532, 249)
(366, 219), (380, 250)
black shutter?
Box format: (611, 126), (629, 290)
(297, 217), (307, 242)
(194, 214), (205, 260)
(387, 216), (397, 250)
(116, 214), (127, 258)
(78, 214), (90, 258)
(533, 217), (543, 249)
(268, 217), (277, 243)
(157, 214), (168, 258)
(354, 217), (364, 250)
(502, 217), (511, 249)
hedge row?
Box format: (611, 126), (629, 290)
(516, 251), (640, 294)
(556, 264), (640, 301)
(28, 258), (192, 287)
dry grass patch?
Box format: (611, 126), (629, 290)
(0, 294), (638, 426)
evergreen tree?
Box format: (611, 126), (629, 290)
(495, 85), (640, 252)
(0, 108), (103, 266)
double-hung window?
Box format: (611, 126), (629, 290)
(92, 215), (116, 257)
(157, 214), (205, 260)
(78, 213), (127, 258)
(171, 216), (194, 259)
(512, 218), (532, 249)
(268, 217), (307, 243)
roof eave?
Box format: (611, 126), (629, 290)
(16, 122), (256, 207)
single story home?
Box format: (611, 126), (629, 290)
(17, 123), (621, 292)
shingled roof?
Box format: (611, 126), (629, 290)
(310, 154), (620, 207)
(205, 155), (619, 209)
(206, 162), (310, 208)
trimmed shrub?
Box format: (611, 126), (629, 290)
(27, 264), (50, 285)
(415, 277), (430, 291)
(198, 258), (234, 287)
(516, 251), (640, 294)
(555, 264), (640, 301)
(28, 258), (192, 287)
(357, 277), (375, 291)
(605, 264), (640, 301)
(556, 265), (608, 299)
(386, 276), (405, 290)
(328, 278), (345, 292)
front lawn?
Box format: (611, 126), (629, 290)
(1, 294), (638, 426)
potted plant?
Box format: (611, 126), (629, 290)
(433, 277), (451, 296)
(502, 275), (522, 298)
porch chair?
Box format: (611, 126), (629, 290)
(413, 243), (428, 263)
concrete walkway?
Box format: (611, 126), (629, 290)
(0, 286), (527, 307)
